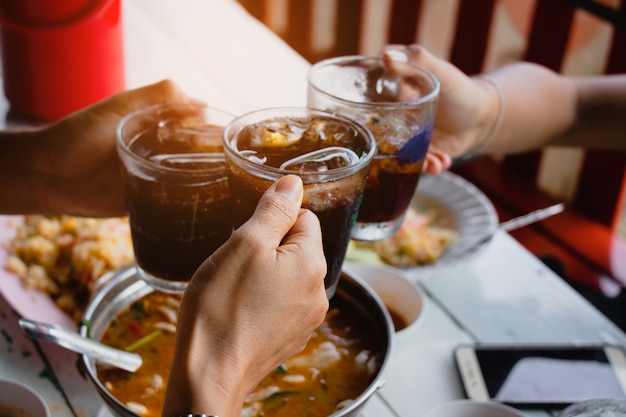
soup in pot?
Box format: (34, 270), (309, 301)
(96, 289), (385, 417)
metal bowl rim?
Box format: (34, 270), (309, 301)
(79, 265), (395, 417)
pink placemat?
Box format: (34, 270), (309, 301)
(0, 215), (75, 329)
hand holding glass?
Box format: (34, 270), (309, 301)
(307, 56), (440, 241)
(222, 107), (376, 298)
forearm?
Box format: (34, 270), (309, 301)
(0, 129), (52, 215)
(563, 74), (626, 149)
(482, 63), (626, 154)
(162, 364), (247, 417)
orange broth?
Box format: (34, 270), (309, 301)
(97, 291), (384, 417)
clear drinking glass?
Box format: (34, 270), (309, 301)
(116, 103), (235, 293)
(222, 107), (376, 298)
(307, 55), (440, 241)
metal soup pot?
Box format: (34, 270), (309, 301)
(80, 265), (394, 417)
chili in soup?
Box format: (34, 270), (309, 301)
(97, 290), (384, 417)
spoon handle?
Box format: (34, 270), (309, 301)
(19, 318), (142, 372)
(499, 203), (565, 232)
(441, 203), (566, 260)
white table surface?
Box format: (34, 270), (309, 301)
(1, 1), (625, 417)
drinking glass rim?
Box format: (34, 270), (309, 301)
(222, 106), (377, 180)
(307, 55), (440, 109)
(116, 102), (234, 176)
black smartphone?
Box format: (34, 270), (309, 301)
(454, 344), (626, 407)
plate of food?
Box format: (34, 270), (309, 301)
(346, 170), (499, 268)
(0, 215), (135, 329)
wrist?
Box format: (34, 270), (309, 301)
(162, 324), (251, 417)
(470, 75), (504, 154)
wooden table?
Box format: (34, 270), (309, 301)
(1, 1), (625, 416)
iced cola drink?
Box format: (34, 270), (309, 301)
(223, 108), (376, 298)
(307, 56), (440, 241)
(117, 103), (235, 293)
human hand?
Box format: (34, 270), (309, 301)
(382, 44), (499, 175)
(162, 175), (328, 417)
(37, 80), (193, 217)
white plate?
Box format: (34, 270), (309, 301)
(413, 170), (498, 262)
(347, 170), (499, 268)
(0, 215), (76, 329)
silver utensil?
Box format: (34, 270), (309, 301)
(19, 318), (142, 372)
(442, 203), (565, 259)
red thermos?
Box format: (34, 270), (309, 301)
(0, 0), (125, 121)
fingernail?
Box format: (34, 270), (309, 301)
(274, 175), (302, 199)
(383, 48), (409, 63)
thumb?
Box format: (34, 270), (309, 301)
(238, 175), (304, 247)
